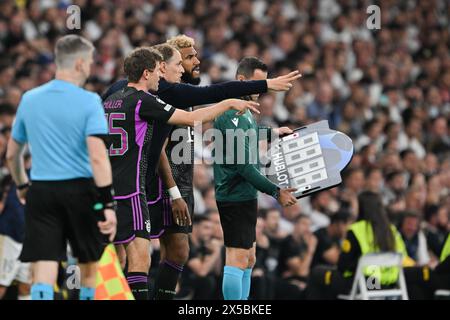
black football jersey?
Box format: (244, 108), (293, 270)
(103, 87), (175, 197)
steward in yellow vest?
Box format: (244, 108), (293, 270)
(307, 191), (413, 299)
(341, 220), (410, 285)
(440, 233), (450, 263)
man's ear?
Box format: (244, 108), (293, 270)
(141, 69), (149, 81)
(160, 61), (167, 73)
(74, 58), (84, 72)
(237, 74), (245, 81)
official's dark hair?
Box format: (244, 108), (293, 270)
(357, 191), (396, 252)
(236, 57), (268, 79)
(124, 47), (163, 83)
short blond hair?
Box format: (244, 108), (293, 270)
(166, 35), (195, 50)
(55, 35), (94, 69)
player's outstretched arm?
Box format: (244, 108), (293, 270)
(161, 79), (268, 108)
(166, 70), (301, 107)
(167, 99), (260, 127)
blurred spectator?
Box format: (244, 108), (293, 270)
(276, 214), (317, 299)
(182, 215), (222, 300)
(249, 216), (272, 300)
(311, 210), (352, 269)
(383, 170), (407, 205)
(398, 211), (430, 266)
(424, 204), (449, 259)
(365, 167), (384, 194)
(260, 207), (288, 239)
(308, 191), (332, 231)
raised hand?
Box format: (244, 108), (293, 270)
(267, 71), (302, 91)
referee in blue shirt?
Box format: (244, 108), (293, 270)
(6, 35), (117, 300)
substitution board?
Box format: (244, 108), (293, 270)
(262, 120), (353, 198)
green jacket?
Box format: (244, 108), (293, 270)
(213, 109), (278, 202)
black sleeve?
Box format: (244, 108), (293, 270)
(337, 230), (361, 276)
(102, 79), (128, 100)
(138, 93), (175, 123)
(158, 80), (268, 108)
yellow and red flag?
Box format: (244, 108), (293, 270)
(95, 244), (134, 300)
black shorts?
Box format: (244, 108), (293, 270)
(114, 193), (150, 244)
(216, 199), (257, 249)
(149, 193), (194, 239)
(20, 179), (105, 264)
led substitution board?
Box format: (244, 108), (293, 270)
(262, 120), (354, 198)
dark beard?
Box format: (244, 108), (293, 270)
(181, 71), (201, 85)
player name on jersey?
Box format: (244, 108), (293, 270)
(262, 120), (354, 198)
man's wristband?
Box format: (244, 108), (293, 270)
(17, 182), (31, 191)
(168, 186), (182, 200)
(96, 184), (115, 205)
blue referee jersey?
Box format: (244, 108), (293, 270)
(11, 79), (108, 181)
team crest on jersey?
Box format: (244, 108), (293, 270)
(145, 220), (151, 233)
(231, 118), (239, 127)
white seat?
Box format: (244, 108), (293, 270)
(434, 290), (450, 300)
(338, 252), (408, 300)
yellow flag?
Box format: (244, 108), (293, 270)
(95, 244), (135, 300)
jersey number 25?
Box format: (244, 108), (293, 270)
(105, 113), (128, 156)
